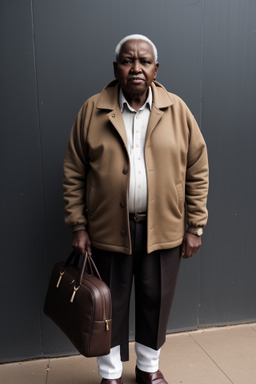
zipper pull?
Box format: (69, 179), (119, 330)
(56, 271), (65, 288)
(70, 285), (80, 303)
(105, 320), (110, 331)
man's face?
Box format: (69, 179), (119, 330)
(113, 39), (159, 99)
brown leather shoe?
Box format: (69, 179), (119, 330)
(136, 366), (168, 384)
(101, 378), (123, 384)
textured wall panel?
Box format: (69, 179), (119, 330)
(0, 0), (46, 362)
(1, 0), (256, 362)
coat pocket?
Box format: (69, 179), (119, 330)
(175, 182), (184, 215)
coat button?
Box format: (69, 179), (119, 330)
(122, 169), (128, 175)
(112, 113), (115, 118)
(121, 230), (126, 236)
(120, 201), (126, 208)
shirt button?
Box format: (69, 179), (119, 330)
(120, 201), (126, 208)
(122, 169), (128, 175)
(121, 230), (126, 236)
(136, 144), (139, 148)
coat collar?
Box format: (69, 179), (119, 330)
(96, 80), (175, 110)
(96, 80), (175, 150)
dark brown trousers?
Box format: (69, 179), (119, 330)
(92, 219), (181, 361)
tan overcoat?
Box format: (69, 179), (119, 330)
(63, 80), (209, 254)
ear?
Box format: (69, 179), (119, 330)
(154, 62), (159, 80)
(113, 62), (118, 78)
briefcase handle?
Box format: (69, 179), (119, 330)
(64, 251), (102, 286)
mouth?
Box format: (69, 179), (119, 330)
(128, 77), (145, 84)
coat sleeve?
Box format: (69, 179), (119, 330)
(185, 107), (209, 228)
(63, 102), (91, 231)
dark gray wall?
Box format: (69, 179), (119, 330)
(1, 0), (256, 363)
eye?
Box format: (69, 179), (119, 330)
(122, 59), (132, 64)
(141, 59), (151, 65)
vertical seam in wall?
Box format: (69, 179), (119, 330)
(198, 0), (206, 329)
(199, 0), (205, 131)
(30, 0), (48, 357)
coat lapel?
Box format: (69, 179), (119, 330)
(146, 105), (164, 142)
(96, 81), (128, 150)
(107, 107), (128, 149)
(145, 81), (174, 142)
(95, 80), (174, 149)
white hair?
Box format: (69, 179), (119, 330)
(115, 34), (158, 62)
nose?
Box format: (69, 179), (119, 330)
(131, 59), (141, 73)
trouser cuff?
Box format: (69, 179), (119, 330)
(135, 342), (161, 373)
(98, 369), (123, 380)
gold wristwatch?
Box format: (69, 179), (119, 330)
(187, 226), (203, 237)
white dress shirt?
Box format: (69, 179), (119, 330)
(119, 87), (152, 213)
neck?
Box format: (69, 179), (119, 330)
(123, 90), (148, 111)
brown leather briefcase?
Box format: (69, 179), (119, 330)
(44, 251), (112, 357)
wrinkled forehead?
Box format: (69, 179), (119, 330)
(119, 39), (155, 59)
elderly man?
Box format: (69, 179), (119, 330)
(63, 34), (209, 384)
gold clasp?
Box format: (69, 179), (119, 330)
(56, 271), (65, 288)
(105, 320), (110, 331)
(70, 285), (80, 303)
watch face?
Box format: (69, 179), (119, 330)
(197, 228), (203, 236)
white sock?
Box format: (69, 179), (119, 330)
(97, 345), (123, 379)
(135, 342), (161, 373)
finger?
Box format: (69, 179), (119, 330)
(79, 246), (85, 255)
(76, 241), (85, 255)
(79, 240), (87, 255)
(185, 247), (192, 258)
(183, 246), (193, 259)
(183, 251), (190, 259)
(86, 241), (92, 257)
(181, 242), (186, 258)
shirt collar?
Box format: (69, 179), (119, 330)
(119, 87), (152, 113)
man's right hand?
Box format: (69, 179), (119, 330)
(72, 230), (92, 256)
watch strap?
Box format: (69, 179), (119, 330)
(187, 226), (203, 237)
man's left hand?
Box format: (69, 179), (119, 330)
(181, 232), (202, 258)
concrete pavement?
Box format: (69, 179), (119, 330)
(1, 323), (256, 384)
